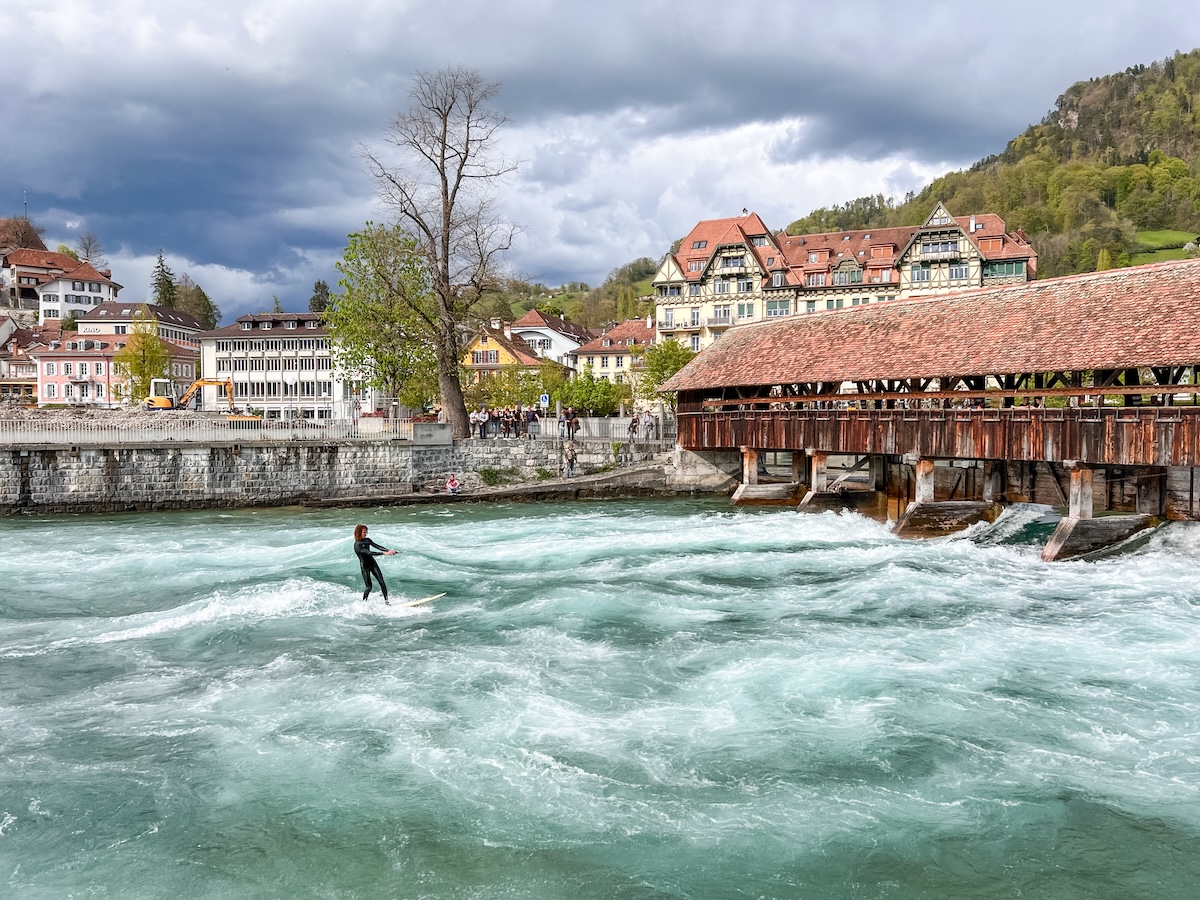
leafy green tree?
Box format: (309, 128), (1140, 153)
(55, 244), (80, 262)
(635, 340), (696, 407)
(152, 251), (177, 308)
(60, 310), (79, 332)
(309, 280), (331, 313)
(113, 305), (171, 402)
(176, 273), (220, 329)
(327, 223), (439, 409)
(271, 296), (284, 313)
(363, 66), (520, 438)
(555, 370), (628, 415)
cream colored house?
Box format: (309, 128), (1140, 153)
(653, 203), (1037, 351)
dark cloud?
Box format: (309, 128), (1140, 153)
(2, 0), (1193, 319)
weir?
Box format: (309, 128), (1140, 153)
(663, 259), (1200, 560)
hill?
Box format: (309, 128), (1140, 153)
(786, 50), (1200, 277)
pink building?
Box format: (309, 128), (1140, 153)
(32, 336), (198, 407)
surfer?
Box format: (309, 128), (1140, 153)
(353, 524), (397, 603)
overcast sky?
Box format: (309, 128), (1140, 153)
(3, 1), (1196, 321)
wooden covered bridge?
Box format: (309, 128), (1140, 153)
(662, 257), (1200, 560)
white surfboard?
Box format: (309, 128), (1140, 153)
(396, 592), (446, 608)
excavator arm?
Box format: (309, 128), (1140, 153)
(176, 378), (235, 411)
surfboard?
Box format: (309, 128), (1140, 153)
(397, 592), (446, 608)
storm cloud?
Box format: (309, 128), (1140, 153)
(1, 0), (1192, 319)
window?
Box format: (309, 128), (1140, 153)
(737, 278), (753, 293)
(601, 356), (609, 368)
(217, 359), (231, 372)
(95, 362), (105, 376)
(665, 285), (681, 296)
(983, 260), (1025, 278)
(737, 302), (755, 319)
(772, 273), (784, 287)
(285, 321), (297, 329)
(44, 383), (57, 399)
(721, 255), (745, 268)
(115, 325), (128, 335)
(910, 264), (932, 283)
(714, 280), (731, 294)
(602, 338), (611, 347)
(241, 322), (252, 330)
(806, 273), (826, 287)
(808, 252), (819, 263)
(688, 260), (703, 272)
(95, 384), (104, 398)
(44, 309), (60, 318)
(949, 263), (970, 280)
(663, 311), (674, 327)
(42, 293), (58, 302)
(806, 300), (816, 314)
(616, 356), (624, 368)
(691, 240), (707, 249)
(471, 350), (499, 364)
(690, 307), (700, 326)
(261, 322), (272, 330)
(766, 257), (775, 266)
(832, 269), (862, 285)
(690, 335), (700, 352)
(306, 321), (317, 329)
(921, 240), (957, 255)
(586, 356), (594, 366)
(89, 282), (101, 292)
(615, 373), (623, 384)
(44, 362), (56, 376)
(72, 281), (85, 291)
(752, 236), (767, 246)
(688, 284), (702, 296)
(712, 305), (731, 322)
(267, 358), (281, 371)
(930, 214), (953, 225)
(250, 358), (265, 371)
(766, 299), (790, 317)
(233, 358), (248, 371)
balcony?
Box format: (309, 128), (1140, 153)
(919, 249), (961, 261)
(707, 316), (734, 327)
(671, 320), (703, 331)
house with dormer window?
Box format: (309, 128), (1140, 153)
(653, 204), (1036, 350)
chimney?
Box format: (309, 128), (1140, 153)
(489, 317), (501, 329)
(969, 215), (976, 233)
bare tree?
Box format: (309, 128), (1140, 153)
(75, 232), (107, 267)
(362, 66), (520, 438)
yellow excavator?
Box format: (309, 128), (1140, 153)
(145, 378), (261, 424)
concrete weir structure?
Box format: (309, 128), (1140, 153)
(663, 258), (1200, 560)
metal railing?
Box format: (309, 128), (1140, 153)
(0, 416), (414, 447)
(466, 415), (677, 447)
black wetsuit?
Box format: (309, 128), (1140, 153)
(354, 538), (391, 601)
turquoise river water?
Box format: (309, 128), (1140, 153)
(2, 500), (1200, 899)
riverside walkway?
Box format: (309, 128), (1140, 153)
(663, 258), (1200, 559)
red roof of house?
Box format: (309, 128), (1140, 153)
(671, 212), (779, 283)
(5, 248), (82, 271)
(576, 318), (655, 355)
(662, 258), (1200, 392)
(473, 326), (540, 366)
(511, 308), (597, 343)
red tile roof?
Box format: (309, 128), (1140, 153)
(662, 258), (1200, 392)
(511, 308), (597, 343)
(474, 326), (540, 366)
(5, 248), (81, 271)
(671, 212), (778, 283)
(576, 318), (655, 354)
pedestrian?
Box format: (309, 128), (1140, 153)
(628, 414), (639, 441)
(478, 407), (490, 439)
(558, 409), (567, 438)
(563, 440), (577, 477)
(446, 473), (461, 494)
(353, 524), (397, 603)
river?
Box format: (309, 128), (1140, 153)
(2, 500), (1199, 898)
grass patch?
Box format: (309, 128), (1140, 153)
(1130, 247), (1192, 266)
(477, 467), (519, 487)
(536, 468), (556, 481)
(1133, 229), (1199, 252)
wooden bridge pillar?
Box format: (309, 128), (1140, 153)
(791, 452), (803, 484)
(740, 446), (758, 485)
(914, 458), (935, 504)
(1068, 466), (1093, 519)
(982, 461), (1005, 503)
(809, 451), (828, 492)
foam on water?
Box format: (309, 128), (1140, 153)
(3, 500), (1200, 898)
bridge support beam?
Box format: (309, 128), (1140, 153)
(739, 446), (758, 485)
(1042, 463), (1159, 560)
(894, 456), (1000, 538)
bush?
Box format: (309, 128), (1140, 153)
(536, 468), (556, 481)
(477, 467), (519, 486)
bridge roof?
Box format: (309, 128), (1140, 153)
(662, 258), (1200, 392)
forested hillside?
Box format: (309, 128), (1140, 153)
(787, 50), (1200, 277)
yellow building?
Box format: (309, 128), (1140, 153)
(461, 324), (542, 383)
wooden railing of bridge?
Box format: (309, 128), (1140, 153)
(676, 406), (1200, 468)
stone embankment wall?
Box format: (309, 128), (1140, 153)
(0, 441), (739, 515)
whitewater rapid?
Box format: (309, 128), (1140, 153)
(2, 500), (1199, 898)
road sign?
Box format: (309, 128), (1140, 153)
(540, 393), (550, 408)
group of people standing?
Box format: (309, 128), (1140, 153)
(470, 406), (540, 439)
